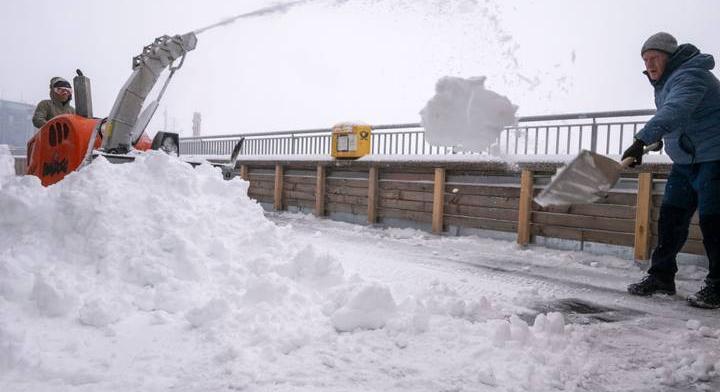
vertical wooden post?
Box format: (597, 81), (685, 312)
(517, 169), (534, 246)
(367, 166), (379, 224)
(432, 168), (445, 234)
(315, 165), (326, 217)
(634, 172), (653, 260)
(239, 165), (249, 181)
(274, 164), (284, 211)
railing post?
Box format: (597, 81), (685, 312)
(315, 165), (326, 217)
(590, 117), (598, 153)
(240, 165), (248, 181)
(432, 168), (445, 234)
(274, 164), (284, 211)
(634, 173), (653, 261)
(291, 134), (296, 155)
(368, 166), (379, 224)
(517, 169), (534, 246)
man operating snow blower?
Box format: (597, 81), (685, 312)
(32, 77), (76, 128)
(624, 32), (720, 309)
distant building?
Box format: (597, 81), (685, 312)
(0, 99), (35, 147)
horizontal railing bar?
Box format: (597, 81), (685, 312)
(181, 109), (657, 142)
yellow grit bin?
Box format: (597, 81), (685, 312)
(331, 123), (372, 159)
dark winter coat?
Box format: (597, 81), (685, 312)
(32, 93), (75, 128)
(636, 44), (720, 164)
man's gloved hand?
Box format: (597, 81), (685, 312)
(621, 138), (646, 168)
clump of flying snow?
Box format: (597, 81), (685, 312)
(420, 76), (517, 153)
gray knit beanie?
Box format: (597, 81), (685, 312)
(641, 32), (678, 55)
(49, 77), (71, 89)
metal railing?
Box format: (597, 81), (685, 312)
(179, 109), (657, 158)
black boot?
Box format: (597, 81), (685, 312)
(688, 215), (720, 308)
(628, 275), (676, 296)
(687, 280), (720, 309)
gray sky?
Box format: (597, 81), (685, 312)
(1, 0), (719, 136)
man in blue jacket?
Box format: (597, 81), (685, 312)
(624, 32), (720, 308)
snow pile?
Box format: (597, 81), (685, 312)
(420, 76), (517, 153)
(0, 153), (606, 391)
(0, 152), (399, 389)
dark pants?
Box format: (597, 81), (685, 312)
(649, 161), (720, 283)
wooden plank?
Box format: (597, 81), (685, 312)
(517, 169), (533, 246)
(274, 164), (284, 211)
(379, 181), (435, 193)
(444, 215), (517, 233)
(379, 207), (433, 223)
(537, 189), (636, 206)
(538, 203), (635, 219)
(326, 184), (369, 197)
(380, 171), (435, 182)
(634, 173), (653, 260)
(445, 184), (521, 198)
(284, 190), (316, 202)
(284, 182), (316, 193)
(327, 201), (367, 216)
(379, 189), (435, 203)
(532, 224), (635, 247)
(326, 193), (369, 206)
(288, 199), (315, 210)
(432, 168), (445, 234)
(444, 204), (519, 221)
(368, 166), (379, 224)
(380, 198), (431, 212)
(285, 176), (317, 185)
(532, 211), (635, 233)
(326, 178), (369, 189)
(240, 165), (249, 181)
(446, 192), (519, 210)
(315, 165), (326, 217)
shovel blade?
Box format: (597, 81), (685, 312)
(534, 150), (622, 207)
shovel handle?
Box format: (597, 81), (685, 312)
(620, 141), (663, 169)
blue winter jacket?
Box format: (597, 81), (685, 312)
(636, 44), (720, 164)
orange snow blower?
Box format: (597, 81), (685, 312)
(26, 33), (197, 186)
(25, 110), (167, 186)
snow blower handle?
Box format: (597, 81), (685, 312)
(620, 141), (663, 168)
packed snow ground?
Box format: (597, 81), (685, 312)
(1, 151), (719, 391)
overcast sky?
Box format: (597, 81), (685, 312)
(1, 0), (719, 137)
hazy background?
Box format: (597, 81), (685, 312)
(1, 0), (719, 136)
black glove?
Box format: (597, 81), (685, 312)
(621, 138), (646, 168)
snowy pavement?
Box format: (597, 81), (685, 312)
(268, 212), (720, 391)
(1, 151), (718, 392)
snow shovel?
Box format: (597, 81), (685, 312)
(534, 142), (661, 207)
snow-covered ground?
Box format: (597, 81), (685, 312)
(1, 150), (718, 391)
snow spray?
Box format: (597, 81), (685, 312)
(192, 0), (317, 35)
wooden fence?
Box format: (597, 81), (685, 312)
(230, 158), (703, 260)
